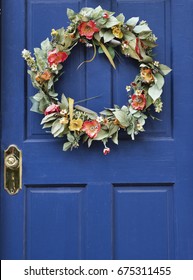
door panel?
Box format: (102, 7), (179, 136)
(1, 0), (193, 260)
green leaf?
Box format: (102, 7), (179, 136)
(99, 42), (116, 69)
(116, 13), (125, 23)
(30, 98), (42, 114)
(112, 131), (119, 145)
(80, 7), (94, 18)
(126, 17), (139, 28)
(33, 92), (44, 102)
(108, 47), (115, 60)
(159, 64), (172, 75)
(41, 38), (52, 52)
(148, 84), (163, 101)
(63, 142), (72, 151)
(113, 110), (130, 127)
(124, 31), (136, 41)
(67, 133), (75, 143)
(51, 119), (63, 135)
(61, 94), (69, 109)
(154, 73), (164, 90)
(94, 129), (109, 140)
(103, 30), (115, 43)
(133, 24), (151, 34)
(94, 32), (101, 42)
(92, 5), (103, 19)
(145, 94), (153, 108)
(53, 124), (65, 137)
(105, 16), (120, 28)
(42, 122), (53, 129)
(41, 113), (57, 124)
(67, 8), (75, 20)
(109, 125), (119, 137)
(34, 48), (47, 71)
(100, 109), (113, 116)
(88, 138), (93, 148)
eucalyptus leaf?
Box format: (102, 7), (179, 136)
(126, 17), (139, 28)
(112, 131), (119, 145)
(133, 24), (151, 34)
(30, 97), (42, 114)
(159, 64), (172, 75)
(108, 47), (115, 60)
(88, 138), (93, 148)
(154, 73), (164, 90)
(42, 122), (54, 129)
(94, 129), (109, 140)
(51, 119), (63, 135)
(67, 133), (75, 143)
(116, 13), (125, 23)
(61, 94), (69, 109)
(113, 110), (130, 127)
(63, 142), (72, 151)
(145, 94), (153, 108)
(67, 8), (75, 20)
(41, 38), (52, 52)
(105, 16), (120, 28)
(103, 30), (115, 43)
(124, 31), (136, 41)
(148, 84), (163, 101)
(33, 92), (44, 102)
(53, 124), (65, 137)
(41, 113), (57, 124)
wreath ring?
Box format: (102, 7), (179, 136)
(22, 6), (171, 155)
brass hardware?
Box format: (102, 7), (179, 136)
(4, 145), (22, 195)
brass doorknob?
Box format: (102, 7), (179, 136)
(5, 154), (19, 170)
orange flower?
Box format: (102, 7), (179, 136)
(78, 20), (99, 40)
(48, 49), (68, 66)
(82, 120), (101, 138)
(35, 70), (52, 84)
(141, 68), (154, 84)
(131, 94), (146, 111)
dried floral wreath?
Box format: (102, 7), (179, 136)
(22, 6), (171, 155)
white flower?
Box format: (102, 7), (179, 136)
(22, 49), (31, 58)
(60, 109), (68, 116)
(86, 43), (93, 48)
(96, 116), (104, 123)
(136, 123), (144, 131)
(154, 61), (160, 67)
(126, 86), (131, 92)
(51, 63), (58, 73)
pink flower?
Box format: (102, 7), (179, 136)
(44, 103), (60, 115)
(82, 120), (101, 138)
(78, 20), (100, 40)
(103, 12), (109, 19)
(131, 94), (146, 111)
(103, 147), (110, 155)
(48, 49), (68, 66)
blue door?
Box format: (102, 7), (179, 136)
(1, 0), (193, 260)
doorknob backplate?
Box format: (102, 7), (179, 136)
(4, 145), (22, 195)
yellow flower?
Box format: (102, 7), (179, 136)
(69, 119), (83, 131)
(112, 26), (123, 39)
(51, 29), (58, 36)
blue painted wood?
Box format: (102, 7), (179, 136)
(1, 0), (193, 260)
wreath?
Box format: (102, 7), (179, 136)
(22, 6), (171, 155)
